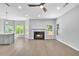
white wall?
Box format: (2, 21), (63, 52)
(29, 19), (56, 39)
(25, 19), (30, 39)
(0, 18), (4, 33)
(56, 5), (79, 51)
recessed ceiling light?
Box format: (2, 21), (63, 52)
(18, 6), (22, 9)
(57, 7), (61, 10)
(25, 14), (30, 18)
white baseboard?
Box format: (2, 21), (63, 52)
(57, 39), (79, 52)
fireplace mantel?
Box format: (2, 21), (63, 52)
(32, 28), (47, 30)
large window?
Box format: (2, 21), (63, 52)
(5, 20), (14, 33)
(5, 20), (25, 37)
(47, 25), (53, 35)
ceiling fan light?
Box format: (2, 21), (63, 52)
(18, 6), (22, 9)
(40, 5), (44, 8)
(57, 7), (61, 10)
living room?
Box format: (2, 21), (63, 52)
(0, 2), (79, 56)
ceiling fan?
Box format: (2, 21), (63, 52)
(63, 3), (69, 7)
(28, 3), (47, 13)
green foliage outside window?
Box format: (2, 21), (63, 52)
(47, 25), (52, 31)
(5, 25), (14, 33)
(16, 24), (24, 34)
(5, 21), (14, 33)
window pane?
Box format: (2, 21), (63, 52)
(16, 24), (24, 35)
(5, 20), (14, 33)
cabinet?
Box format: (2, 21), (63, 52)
(0, 33), (14, 44)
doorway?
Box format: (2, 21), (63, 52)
(15, 21), (25, 38)
(15, 22), (25, 37)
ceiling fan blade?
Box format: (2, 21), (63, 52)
(40, 3), (45, 5)
(28, 4), (40, 7)
(5, 3), (10, 7)
(63, 3), (69, 7)
(42, 7), (47, 12)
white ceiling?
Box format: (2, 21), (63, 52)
(0, 3), (78, 20)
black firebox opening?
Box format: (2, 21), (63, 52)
(34, 32), (44, 40)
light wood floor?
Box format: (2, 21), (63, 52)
(0, 38), (79, 56)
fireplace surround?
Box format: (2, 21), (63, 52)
(31, 29), (46, 39)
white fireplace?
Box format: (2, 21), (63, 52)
(29, 27), (55, 39)
(31, 28), (47, 39)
